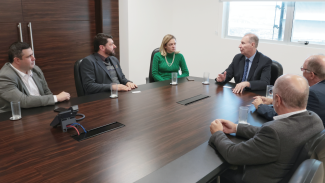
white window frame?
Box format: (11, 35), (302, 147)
(222, 1), (325, 48)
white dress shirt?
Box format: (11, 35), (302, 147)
(10, 64), (57, 102)
(273, 109), (307, 120)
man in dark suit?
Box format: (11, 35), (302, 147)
(252, 55), (325, 126)
(216, 33), (272, 93)
(209, 74), (324, 183)
(0, 42), (70, 113)
(80, 33), (137, 95)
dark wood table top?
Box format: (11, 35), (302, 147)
(0, 77), (268, 183)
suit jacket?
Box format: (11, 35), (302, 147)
(257, 80), (325, 126)
(0, 63), (55, 113)
(209, 111), (324, 183)
(218, 51), (272, 90)
(80, 53), (130, 95)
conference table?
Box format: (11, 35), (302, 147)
(0, 77), (268, 183)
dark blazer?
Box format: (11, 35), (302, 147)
(256, 104), (277, 121)
(307, 80), (325, 126)
(80, 53), (130, 95)
(0, 63), (55, 113)
(209, 111), (324, 183)
(218, 51), (272, 90)
(257, 80), (325, 126)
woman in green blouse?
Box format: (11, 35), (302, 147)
(152, 34), (189, 81)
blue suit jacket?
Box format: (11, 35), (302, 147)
(257, 80), (325, 126)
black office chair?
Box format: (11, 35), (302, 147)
(289, 159), (324, 183)
(74, 59), (86, 97)
(280, 129), (325, 183)
(146, 48), (160, 83)
(270, 60), (283, 85)
(308, 129), (325, 183)
(146, 48), (182, 83)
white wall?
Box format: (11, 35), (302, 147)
(120, 0), (173, 84)
(119, 0), (129, 79)
(120, 0), (325, 85)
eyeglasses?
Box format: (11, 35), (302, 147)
(300, 67), (317, 75)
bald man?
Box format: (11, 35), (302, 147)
(209, 74), (324, 183)
(252, 55), (325, 126)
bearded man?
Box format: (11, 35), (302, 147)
(80, 33), (137, 95)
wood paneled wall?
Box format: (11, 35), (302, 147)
(0, 0), (119, 97)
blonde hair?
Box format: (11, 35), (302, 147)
(159, 34), (180, 56)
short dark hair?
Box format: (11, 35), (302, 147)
(8, 42), (31, 63)
(94, 33), (113, 52)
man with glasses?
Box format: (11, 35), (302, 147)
(252, 55), (325, 126)
(209, 74), (324, 183)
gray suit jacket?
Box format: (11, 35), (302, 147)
(0, 63), (55, 113)
(80, 53), (130, 95)
(209, 111), (324, 183)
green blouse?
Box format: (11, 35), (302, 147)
(152, 52), (189, 81)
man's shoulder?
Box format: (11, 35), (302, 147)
(83, 54), (97, 62)
(0, 63), (16, 78)
(256, 51), (272, 63)
(80, 54), (98, 67)
(234, 53), (244, 59)
(268, 111), (320, 129)
(0, 62), (10, 73)
(231, 53), (245, 64)
(310, 80), (325, 92)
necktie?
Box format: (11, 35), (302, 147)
(242, 59), (250, 82)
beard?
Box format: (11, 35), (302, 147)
(105, 48), (115, 56)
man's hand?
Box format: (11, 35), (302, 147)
(210, 119), (224, 134)
(232, 81), (250, 94)
(216, 71), (227, 82)
(252, 97), (263, 109)
(220, 119), (237, 134)
(56, 91), (70, 102)
(126, 82), (137, 89)
(117, 84), (131, 91)
(253, 96), (273, 105)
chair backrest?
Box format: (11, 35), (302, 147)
(270, 60), (283, 85)
(289, 159), (324, 183)
(309, 129), (325, 183)
(280, 129), (325, 183)
(148, 48), (160, 83)
(74, 59), (85, 97)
